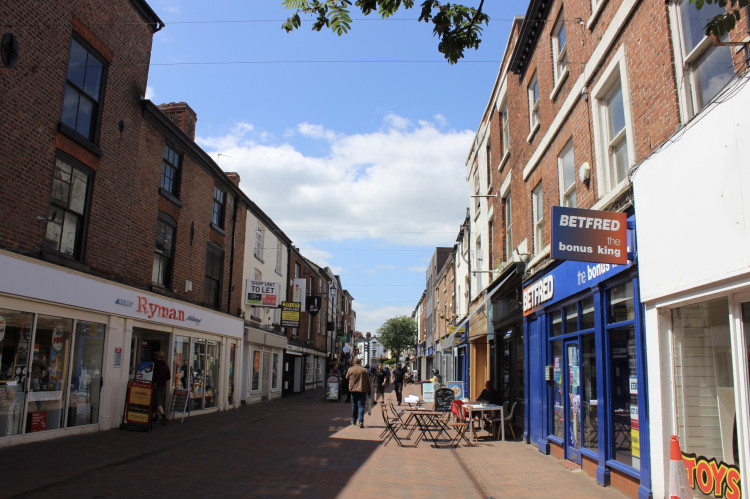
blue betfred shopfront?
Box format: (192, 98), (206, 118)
(524, 257), (651, 498)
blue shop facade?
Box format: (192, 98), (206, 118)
(523, 231), (651, 497)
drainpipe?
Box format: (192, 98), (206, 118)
(226, 194), (238, 316)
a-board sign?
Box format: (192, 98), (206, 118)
(422, 382), (435, 403)
(326, 375), (339, 400)
(434, 388), (455, 412)
(120, 379), (154, 432)
(169, 388), (190, 423)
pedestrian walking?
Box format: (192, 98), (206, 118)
(373, 364), (387, 405)
(345, 358), (371, 428)
(391, 362), (405, 405)
(152, 351), (171, 425)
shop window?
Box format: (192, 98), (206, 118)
(272, 353), (279, 390)
(581, 297), (595, 330)
(44, 158), (91, 259)
(228, 343), (236, 405)
(551, 340), (564, 439)
(0, 309), (34, 437)
(28, 315), (73, 432)
(609, 327), (639, 470)
(60, 38), (105, 143)
(551, 310), (562, 337)
(609, 281), (634, 323)
(673, 297), (740, 492)
(582, 334), (598, 451)
(173, 336), (190, 390)
(66, 321), (105, 427)
(204, 340), (219, 408)
(252, 350), (261, 391)
(565, 304), (578, 333)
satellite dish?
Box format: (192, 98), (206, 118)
(1, 33), (19, 68)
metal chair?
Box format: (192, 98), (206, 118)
(447, 400), (474, 447)
(503, 401), (518, 440)
(380, 404), (415, 447)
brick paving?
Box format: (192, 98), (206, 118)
(0, 383), (625, 498)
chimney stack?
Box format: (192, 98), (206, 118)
(158, 102), (197, 141)
(225, 172), (241, 187)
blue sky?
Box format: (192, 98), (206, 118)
(145, 0), (531, 335)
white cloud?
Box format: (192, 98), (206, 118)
(408, 266), (426, 273)
(353, 304), (414, 334)
(197, 114), (472, 247)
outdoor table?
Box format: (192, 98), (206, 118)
(404, 409), (450, 446)
(464, 403), (505, 441)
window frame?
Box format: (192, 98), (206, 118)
(204, 243), (224, 309)
(60, 36), (107, 145)
(591, 45), (635, 198)
(152, 212), (177, 288)
(532, 183), (544, 255)
(528, 72), (540, 135)
(500, 101), (510, 160)
(254, 225), (264, 262)
(43, 156), (92, 260)
(558, 140), (577, 208)
(551, 15), (568, 90)
(160, 144), (181, 198)
(504, 194), (513, 261)
(212, 186), (226, 229)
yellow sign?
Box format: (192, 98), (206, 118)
(449, 325), (465, 335)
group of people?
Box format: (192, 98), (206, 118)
(343, 359), (409, 428)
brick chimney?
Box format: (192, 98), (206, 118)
(225, 172), (241, 187)
(157, 102), (197, 141)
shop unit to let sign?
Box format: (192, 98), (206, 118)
(245, 280), (279, 307)
(550, 206), (628, 265)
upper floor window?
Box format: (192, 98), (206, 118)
(500, 103), (510, 158)
(488, 219), (494, 271)
(44, 157), (91, 259)
(254, 226), (264, 261)
(486, 142), (492, 188)
(532, 183), (544, 254)
(592, 46), (634, 195)
(61, 38), (105, 143)
(212, 186), (226, 228)
(558, 140), (577, 208)
(528, 72), (540, 134)
(473, 172), (481, 216)
(161, 145), (181, 197)
(552, 15), (568, 87)
(673, 0), (735, 116)
(152, 213), (176, 287)
(504, 194), (513, 261)
(204, 243), (223, 308)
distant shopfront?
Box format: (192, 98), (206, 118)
(523, 224), (650, 496)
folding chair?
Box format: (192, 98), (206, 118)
(380, 404), (416, 447)
(447, 400), (474, 447)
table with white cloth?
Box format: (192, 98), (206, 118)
(464, 403), (505, 441)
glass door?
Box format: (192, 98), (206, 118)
(565, 340), (582, 463)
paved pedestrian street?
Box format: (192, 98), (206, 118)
(0, 383), (625, 498)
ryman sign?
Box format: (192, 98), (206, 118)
(550, 206), (628, 265)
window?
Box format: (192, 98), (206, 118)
(204, 243), (223, 308)
(674, 0), (735, 116)
(592, 48), (633, 195)
(212, 186), (226, 229)
(152, 213), (176, 287)
(44, 157), (90, 259)
(528, 72), (540, 133)
(486, 142), (492, 187)
(500, 103), (510, 159)
(254, 225), (264, 261)
(558, 141), (577, 207)
(61, 38), (105, 143)
(504, 194), (513, 260)
(161, 145), (181, 197)
(473, 172), (480, 215)
(552, 16), (568, 89)
(488, 219), (494, 271)
(532, 183), (544, 254)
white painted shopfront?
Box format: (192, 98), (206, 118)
(0, 251), (243, 447)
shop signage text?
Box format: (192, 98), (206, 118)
(551, 206), (628, 265)
(523, 275), (554, 316)
(281, 301), (301, 328)
(137, 296), (185, 321)
(682, 452), (741, 499)
(246, 280), (279, 307)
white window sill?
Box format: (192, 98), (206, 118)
(550, 69), (569, 101)
(528, 244), (551, 268)
(527, 122), (540, 143)
(498, 150), (510, 171)
(587, 0), (606, 31)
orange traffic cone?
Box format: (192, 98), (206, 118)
(669, 435), (693, 499)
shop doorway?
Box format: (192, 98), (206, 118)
(129, 329), (170, 380)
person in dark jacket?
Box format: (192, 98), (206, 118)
(153, 351), (171, 425)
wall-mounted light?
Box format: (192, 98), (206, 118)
(115, 298), (133, 307)
(579, 161), (592, 185)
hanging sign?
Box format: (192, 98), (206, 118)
(551, 206), (628, 264)
(281, 302), (301, 328)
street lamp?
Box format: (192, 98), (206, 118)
(365, 332), (372, 367)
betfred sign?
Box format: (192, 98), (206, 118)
(551, 206), (628, 264)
